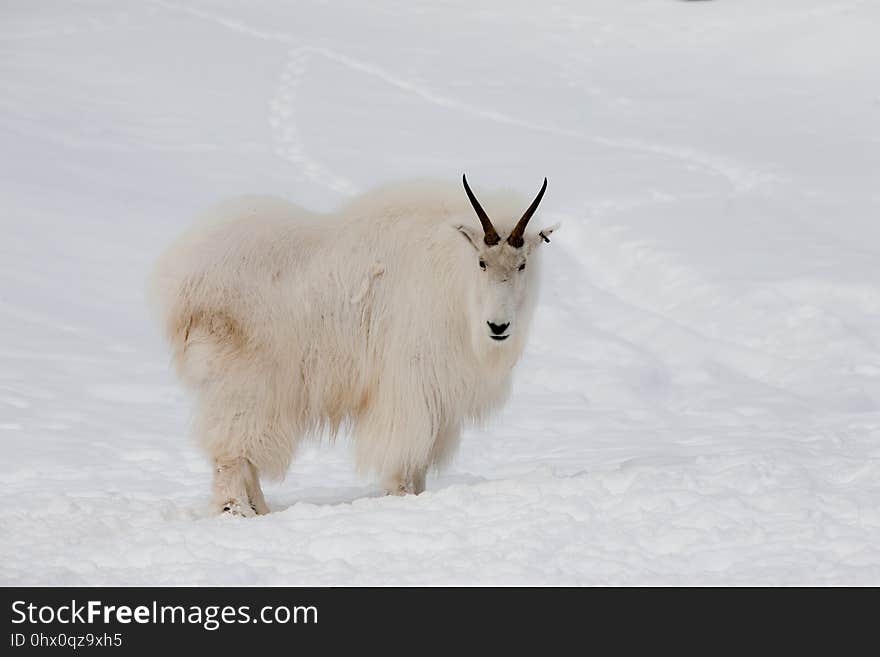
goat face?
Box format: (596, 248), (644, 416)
(457, 176), (558, 346)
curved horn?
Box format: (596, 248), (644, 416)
(462, 174), (500, 246)
(507, 177), (548, 248)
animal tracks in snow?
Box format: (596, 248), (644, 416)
(268, 48), (358, 195)
(152, 0), (779, 195)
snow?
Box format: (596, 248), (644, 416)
(2, 0), (879, 585)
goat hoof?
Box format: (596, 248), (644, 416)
(220, 499), (255, 518)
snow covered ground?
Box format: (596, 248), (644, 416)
(2, 0), (879, 585)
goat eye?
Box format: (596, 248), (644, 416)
(518, 263), (526, 271)
(479, 260), (487, 270)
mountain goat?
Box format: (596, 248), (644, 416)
(149, 176), (558, 515)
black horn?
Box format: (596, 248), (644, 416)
(462, 174), (500, 246)
(507, 178), (548, 248)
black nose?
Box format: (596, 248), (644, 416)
(487, 322), (509, 335)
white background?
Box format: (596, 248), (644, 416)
(2, 0), (879, 584)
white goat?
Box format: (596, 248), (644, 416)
(149, 176), (558, 515)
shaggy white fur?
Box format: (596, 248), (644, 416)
(148, 179), (557, 515)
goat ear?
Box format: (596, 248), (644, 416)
(528, 222), (561, 249)
(456, 225), (482, 250)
